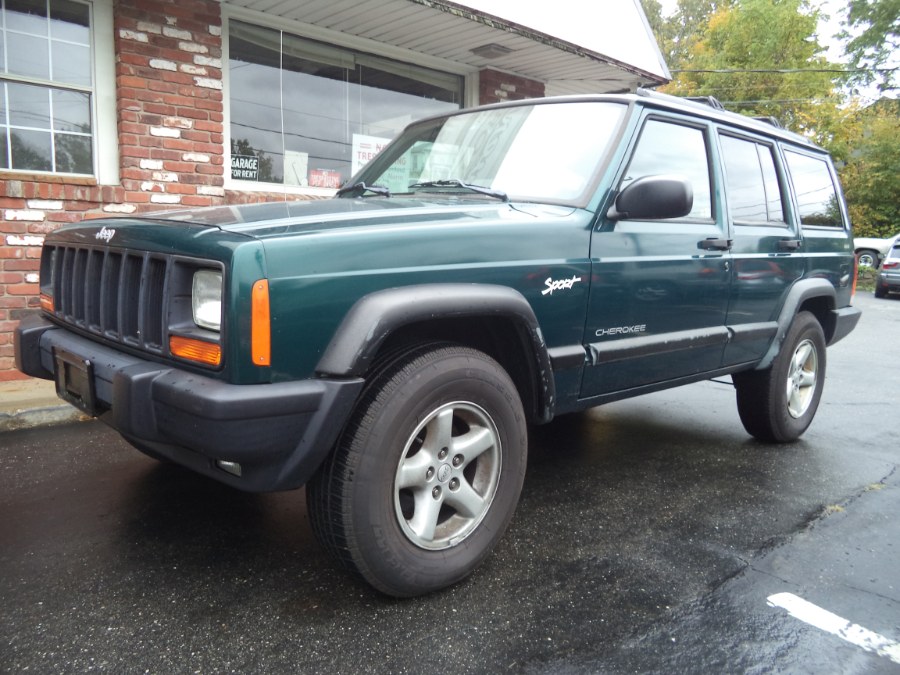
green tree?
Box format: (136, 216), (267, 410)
(663, 0), (841, 130)
(642, 0), (732, 68)
(841, 0), (899, 93)
(641, 0), (667, 53)
(837, 100), (900, 237)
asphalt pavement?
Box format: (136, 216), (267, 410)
(1, 291), (898, 673)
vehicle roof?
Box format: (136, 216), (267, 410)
(429, 90), (821, 152)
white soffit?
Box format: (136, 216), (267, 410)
(222, 0), (670, 94)
(455, 0), (670, 81)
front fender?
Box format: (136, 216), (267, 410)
(314, 284), (555, 422)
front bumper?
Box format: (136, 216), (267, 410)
(15, 315), (364, 492)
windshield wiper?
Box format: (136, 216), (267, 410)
(409, 179), (509, 202)
(335, 182), (392, 198)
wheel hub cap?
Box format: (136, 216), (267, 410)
(393, 402), (501, 550)
(786, 338), (818, 419)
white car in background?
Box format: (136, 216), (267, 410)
(854, 233), (900, 268)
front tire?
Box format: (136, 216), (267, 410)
(733, 312), (826, 443)
(307, 344), (527, 597)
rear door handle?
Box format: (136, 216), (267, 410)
(698, 238), (733, 251)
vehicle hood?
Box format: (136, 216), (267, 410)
(44, 198), (581, 261)
(134, 197), (579, 239)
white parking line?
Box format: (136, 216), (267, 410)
(767, 592), (900, 665)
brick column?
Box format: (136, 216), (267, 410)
(115, 0), (225, 209)
(479, 69), (545, 104)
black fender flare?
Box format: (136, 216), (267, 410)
(315, 284), (555, 422)
(757, 278), (835, 370)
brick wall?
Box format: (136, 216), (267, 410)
(478, 68), (545, 104)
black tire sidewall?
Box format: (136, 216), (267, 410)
(344, 347), (526, 596)
(767, 312), (827, 442)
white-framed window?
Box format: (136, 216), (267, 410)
(224, 16), (465, 194)
(0, 0), (115, 181)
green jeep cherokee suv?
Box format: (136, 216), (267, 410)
(16, 91), (861, 596)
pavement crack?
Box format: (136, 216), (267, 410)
(744, 564), (793, 586)
(839, 582), (900, 606)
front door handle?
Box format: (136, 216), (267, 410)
(778, 238), (802, 251)
(698, 238), (733, 251)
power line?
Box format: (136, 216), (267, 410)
(672, 67), (897, 74)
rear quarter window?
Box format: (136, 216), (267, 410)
(784, 150), (844, 228)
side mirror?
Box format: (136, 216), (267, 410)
(606, 175), (693, 221)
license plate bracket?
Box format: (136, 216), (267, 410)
(54, 348), (98, 416)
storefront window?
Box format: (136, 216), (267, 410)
(0, 0), (94, 175)
(228, 20), (463, 189)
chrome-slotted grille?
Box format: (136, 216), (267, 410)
(47, 244), (171, 353)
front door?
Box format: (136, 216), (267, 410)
(581, 114), (732, 398)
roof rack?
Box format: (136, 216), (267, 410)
(753, 116), (784, 129)
(684, 95), (726, 111)
(633, 88), (809, 144)
(636, 88), (727, 111)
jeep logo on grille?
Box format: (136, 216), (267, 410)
(95, 227), (116, 243)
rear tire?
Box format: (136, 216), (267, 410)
(733, 312), (826, 443)
(874, 283), (888, 299)
(307, 344), (527, 597)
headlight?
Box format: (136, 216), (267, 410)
(192, 269), (222, 331)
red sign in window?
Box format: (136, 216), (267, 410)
(309, 169), (342, 189)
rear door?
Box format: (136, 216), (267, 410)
(581, 112), (732, 398)
(717, 131), (805, 367)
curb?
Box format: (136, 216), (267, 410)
(0, 379), (90, 433)
(0, 405), (89, 433)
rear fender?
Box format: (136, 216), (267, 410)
(757, 278), (835, 370)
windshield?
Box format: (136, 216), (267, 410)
(351, 101), (627, 204)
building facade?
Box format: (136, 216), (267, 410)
(0, 0), (666, 380)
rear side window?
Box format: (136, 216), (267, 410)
(720, 135), (785, 224)
(784, 150), (843, 228)
(623, 118), (712, 220)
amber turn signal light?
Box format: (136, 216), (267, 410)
(40, 293), (54, 312)
(251, 279), (271, 367)
(170, 335), (222, 366)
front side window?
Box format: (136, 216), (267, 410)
(622, 118), (712, 219)
(720, 134), (785, 224)
(784, 150), (843, 227)
(354, 101), (627, 204)
(228, 20), (463, 190)
(0, 0), (93, 174)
